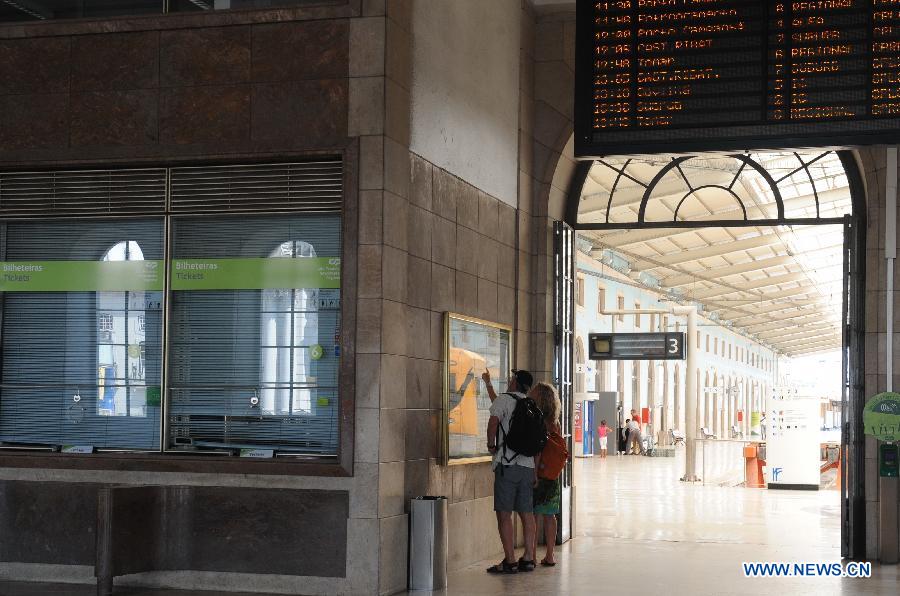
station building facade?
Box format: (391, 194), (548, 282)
(574, 249), (778, 441)
(0, 1), (895, 594)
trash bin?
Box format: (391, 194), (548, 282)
(408, 496), (448, 591)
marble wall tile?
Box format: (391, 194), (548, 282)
(0, 94), (69, 152)
(0, 38), (70, 95)
(161, 27), (249, 86)
(252, 20), (349, 81)
(73, 89), (159, 147)
(250, 80), (348, 148)
(410, 154), (433, 212)
(73, 31), (159, 91)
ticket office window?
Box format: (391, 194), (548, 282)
(0, 219), (164, 451)
(167, 214), (341, 456)
(0, 214), (342, 456)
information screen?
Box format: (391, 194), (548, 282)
(575, 1), (900, 156)
(588, 332), (686, 360)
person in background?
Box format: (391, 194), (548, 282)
(626, 417), (644, 455)
(597, 419), (611, 458)
(623, 419), (631, 455)
(531, 381), (562, 567)
(630, 408), (641, 426)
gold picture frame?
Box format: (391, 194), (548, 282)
(442, 312), (513, 466)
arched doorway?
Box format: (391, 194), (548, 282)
(556, 147), (867, 559)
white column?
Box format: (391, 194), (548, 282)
(674, 365), (681, 433)
(662, 361), (670, 442)
(676, 306), (699, 481)
(744, 378), (751, 437)
(700, 373), (707, 430)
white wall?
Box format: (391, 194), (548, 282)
(410, 0), (521, 206)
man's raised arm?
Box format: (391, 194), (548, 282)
(482, 370), (499, 402)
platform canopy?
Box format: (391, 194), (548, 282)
(578, 151), (853, 357)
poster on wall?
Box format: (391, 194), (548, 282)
(443, 313), (512, 465)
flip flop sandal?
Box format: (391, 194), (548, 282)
(517, 558), (536, 572)
(486, 560), (518, 574)
(540, 559), (557, 567)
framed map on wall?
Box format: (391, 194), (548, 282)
(443, 313), (512, 465)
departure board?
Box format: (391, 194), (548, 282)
(574, 1), (900, 157)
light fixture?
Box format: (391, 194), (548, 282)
(600, 249), (631, 274)
(638, 271), (661, 289)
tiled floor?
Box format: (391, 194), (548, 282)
(429, 452), (899, 595)
(1, 452), (896, 595)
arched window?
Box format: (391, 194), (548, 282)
(260, 240), (319, 415)
(97, 241), (147, 417)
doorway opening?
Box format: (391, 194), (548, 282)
(554, 150), (866, 560)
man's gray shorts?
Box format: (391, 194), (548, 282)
(493, 464), (534, 513)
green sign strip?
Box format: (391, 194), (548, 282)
(0, 258), (341, 292)
(0, 261), (163, 292)
(171, 258), (341, 290)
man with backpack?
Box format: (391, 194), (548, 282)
(483, 368), (544, 574)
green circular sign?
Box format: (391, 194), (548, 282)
(863, 392), (900, 442)
(310, 344), (324, 360)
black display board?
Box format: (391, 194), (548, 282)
(575, 0), (900, 157)
(588, 332), (686, 360)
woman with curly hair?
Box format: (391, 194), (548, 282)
(529, 381), (563, 567)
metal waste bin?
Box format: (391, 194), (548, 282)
(408, 496), (448, 591)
